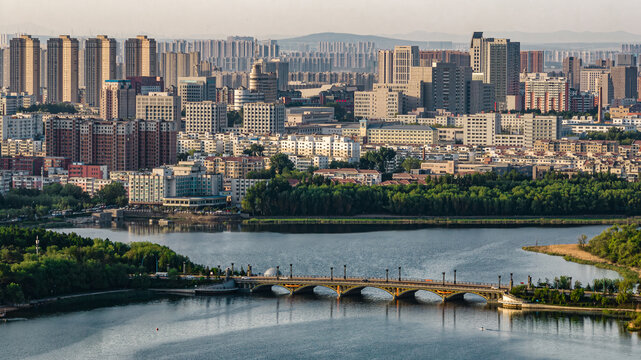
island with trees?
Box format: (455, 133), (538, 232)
(0, 227), (207, 307)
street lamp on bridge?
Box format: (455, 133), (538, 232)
(386, 269), (389, 283)
(330, 267), (334, 281)
(498, 275), (502, 289)
(454, 269), (457, 284)
(343, 265), (346, 280)
(398, 267), (401, 282)
(442, 272), (445, 285)
(290, 264), (293, 279)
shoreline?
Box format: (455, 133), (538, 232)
(243, 215), (639, 227)
(523, 244), (641, 280)
(1, 289), (134, 317)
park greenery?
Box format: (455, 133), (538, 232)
(18, 103), (77, 114)
(0, 182), (127, 221)
(0, 227), (204, 305)
(584, 128), (641, 145)
(587, 225), (641, 268)
(242, 171), (641, 216)
(509, 275), (637, 307)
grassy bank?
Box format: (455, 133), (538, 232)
(523, 244), (641, 281)
(244, 216), (639, 227)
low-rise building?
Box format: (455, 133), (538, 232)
(314, 168), (382, 185)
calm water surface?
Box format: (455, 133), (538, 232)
(1, 224), (639, 359)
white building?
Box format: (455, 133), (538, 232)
(230, 178), (269, 205)
(242, 102), (285, 134)
(1, 113), (44, 140)
(128, 161), (223, 206)
(232, 88), (264, 111)
(185, 101), (227, 134)
(135, 92), (181, 122)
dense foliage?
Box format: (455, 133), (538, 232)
(242, 172), (641, 216)
(584, 128), (641, 145)
(588, 225), (641, 268)
(0, 183), (126, 220)
(18, 103), (77, 114)
(0, 227), (202, 304)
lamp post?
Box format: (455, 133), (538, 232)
(276, 266), (280, 280)
(290, 264), (293, 279)
(398, 267), (401, 282)
(442, 272), (445, 285)
(386, 269), (389, 283)
(498, 275), (502, 289)
(343, 265), (346, 280)
(330, 267), (334, 281)
(454, 269), (457, 285)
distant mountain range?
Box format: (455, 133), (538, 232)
(278, 31), (641, 50)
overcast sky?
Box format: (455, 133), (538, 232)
(2, 0), (640, 39)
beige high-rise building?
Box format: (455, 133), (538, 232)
(242, 102), (285, 134)
(47, 35), (79, 103)
(9, 35), (41, 100)
(85, 35), (116, 107)
(135, 92), (181, 122)
(100, 80), (136, 120)
(185, 101), (227, 134)
(469, 32), (520, 109)
(377, 50), (394, 84)
(159, 52), (194, 89)
(249, 61), (277, 102)
(393, 46), (419, 84)
(125, 35), (157, 78)
(354, 87), (403, 119)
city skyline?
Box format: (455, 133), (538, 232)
(3, 0), (641, 40)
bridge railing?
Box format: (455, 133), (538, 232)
(239, 275), (501, 288)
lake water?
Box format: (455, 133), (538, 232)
(2, 224), (640, 359)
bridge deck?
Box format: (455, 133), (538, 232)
(234, 275), (507, 301)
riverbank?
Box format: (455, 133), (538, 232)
(523, 244), (641, 280)
(244, 215), (640, 227)
(1, 289), (134, 317)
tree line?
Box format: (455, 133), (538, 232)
(0, 182), (127, 220)
(242, 171), (641, 216)
(588, 225), (641, 268)
(0, 227), (203, 304)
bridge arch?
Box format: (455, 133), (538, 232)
(251, 283), (292, 295)
(443, 291), (492, 302)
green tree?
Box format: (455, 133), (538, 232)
(401, 158), (422, 173)
(270, 153), (294, 175)
(569, 288), (584, 303)
(96, 182), (128, 207)
(243, 144), (265, 156)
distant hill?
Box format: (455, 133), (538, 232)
(386, 30), (641, 45)
(277, 32), (427, 50)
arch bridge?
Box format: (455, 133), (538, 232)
(234, 276), (505, 302)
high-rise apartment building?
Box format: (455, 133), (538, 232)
(520, 51), (544, 73)
(125, 35), (157, 78)
(9, 35), (41, 100)
(393, 46), (419, 84)
(249, 61), (277, 103)
(135, 92), (180, 122)
(469, 32), (520, 109)
(127, 76), (164, 95)
(100, 80), (136, 120)
(158, 52), (199, 89)
(262, 59), (289, 91)
(617, 54), (637, 67)
(177, 76), (217, 110)
(45, 117), (177, 171)
(562, 56), (582, 90)
(85, 35), (116, 107)
(611, 66), (638, 100)
(377, 50), (394, 84)
(580, 66), (609, 94)
(185, 101), (227, 134)
(523, 73), (569, 113)
(46, 35), (79, 103)
(354, 87), (403, 119)
(242, 102), (285, 134)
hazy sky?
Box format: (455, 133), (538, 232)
(2, 0), (640, 39)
